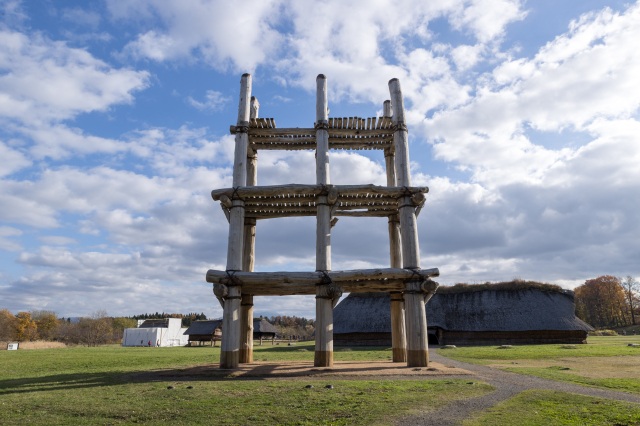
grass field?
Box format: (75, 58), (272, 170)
(464, 390), (640, 426)
(437, 335), (640, 394)
(2, 338), (640, 424)
(0, 343), (492, 425)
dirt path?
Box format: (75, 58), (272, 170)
(398, 350), (640, 425)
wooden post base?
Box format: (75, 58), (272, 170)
(239, 348), (253, 364)
(220, 350), (239, 369)
(392, 347), (407, 363)
(314, 350), (333, 367)
(407, 349), (428, 367)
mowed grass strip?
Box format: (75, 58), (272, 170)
(437, 336), (640, 394)
(0, 379), (491, 425)
(0, 343), (492, 425)
(437, 336), (640, 364)
(0, 342), (393, 381)
(463, 390), (640, 426)
(501, 366), (640, 395)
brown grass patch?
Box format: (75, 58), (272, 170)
(1, 341), (67, 350)
(489, 356), (640, 379)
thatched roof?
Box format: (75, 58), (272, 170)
(334, 292), (391, 334)
(438, 280), (565, 294)
(183, 319), (222, 335)
(254, 318), (278, 334)
(334, 283), (593, 334)
(428, 287), (592, 332)
(139, 319), (170, 328)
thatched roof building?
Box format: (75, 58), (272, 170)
(334, 282), (593, 346)
(183, 318), (279, 346)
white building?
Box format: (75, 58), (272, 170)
(122, 318), (189, 347)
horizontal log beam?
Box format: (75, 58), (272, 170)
(210, 278), (438, 296)
(206, 267), (439, 287)
(211, 184), (428, 201)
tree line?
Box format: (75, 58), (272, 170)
(574, 275), (639, 329)
(0, 310), (137, 346)
(129, 312), (208, 327)
(265, 315), (315, 339)
(0, 310), (208, 345)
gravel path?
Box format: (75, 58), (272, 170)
(398, 350), (640, 425)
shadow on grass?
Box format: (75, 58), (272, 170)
(0, 358), (453, 396)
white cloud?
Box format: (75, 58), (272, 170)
(0, 141), (31, 176)
(111, 0), (284, 71)
(0, 226), (22, 251)
(450, 44), (484, 70)
(187, 90), (230, 112)
(2, 1), (639, 319)
(61, 8), (102, 29)
(0, 30), (149, 126)
(426, 3), (640, 187)
(449, 0), (526, 43)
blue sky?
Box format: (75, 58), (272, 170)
(1, 0), (638, 319)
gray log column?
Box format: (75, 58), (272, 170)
(239, 96), (259, 364)
(221, 73), (251, 369)
(389, 78), (429, 367)
(315, 74), (341, 367)
(384, 99), (407, 363)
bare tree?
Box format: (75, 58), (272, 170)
(621, 276), (639, 326)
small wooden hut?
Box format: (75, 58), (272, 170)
(334, 282), (593, 346)
(183, 319), (222, 346)
(253, 318), (278, 344)
(184, 318), (279, 346)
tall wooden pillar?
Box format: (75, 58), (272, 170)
(221, 73), (251, 369)
(315, 74), (334, 367)
(239, 96), (259, 364)
(389, 78), (429, 367)
(240, 216), (255, 363)
(384, 99), (407, 362)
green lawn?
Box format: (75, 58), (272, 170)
(437, 336), (640, 363)
(0, 343), (491, 425)
(437, 336), (640, 394)
(3, 338), (640, 424)
(464, 390), (640, 426)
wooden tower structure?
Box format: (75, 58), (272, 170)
(207, 73), (439, 369)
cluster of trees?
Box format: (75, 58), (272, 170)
(574, 275), (639, 329)
(0, 309), (213, 345)
(130, 312), (207, 327)
(0, 309), (137, 345)
(266, 315), (315, 339)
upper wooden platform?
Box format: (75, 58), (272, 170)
(230, 116), (395, 151)
(212, 184), (427, 220)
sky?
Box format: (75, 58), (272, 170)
(1, 0), (639, 319)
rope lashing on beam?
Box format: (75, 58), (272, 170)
(314, 120), (329, 130)
(225, 270), (242, 287)
(315, 271), (343, 302)
(392, 121), (408, 132)
(230, 186), (245, 202)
